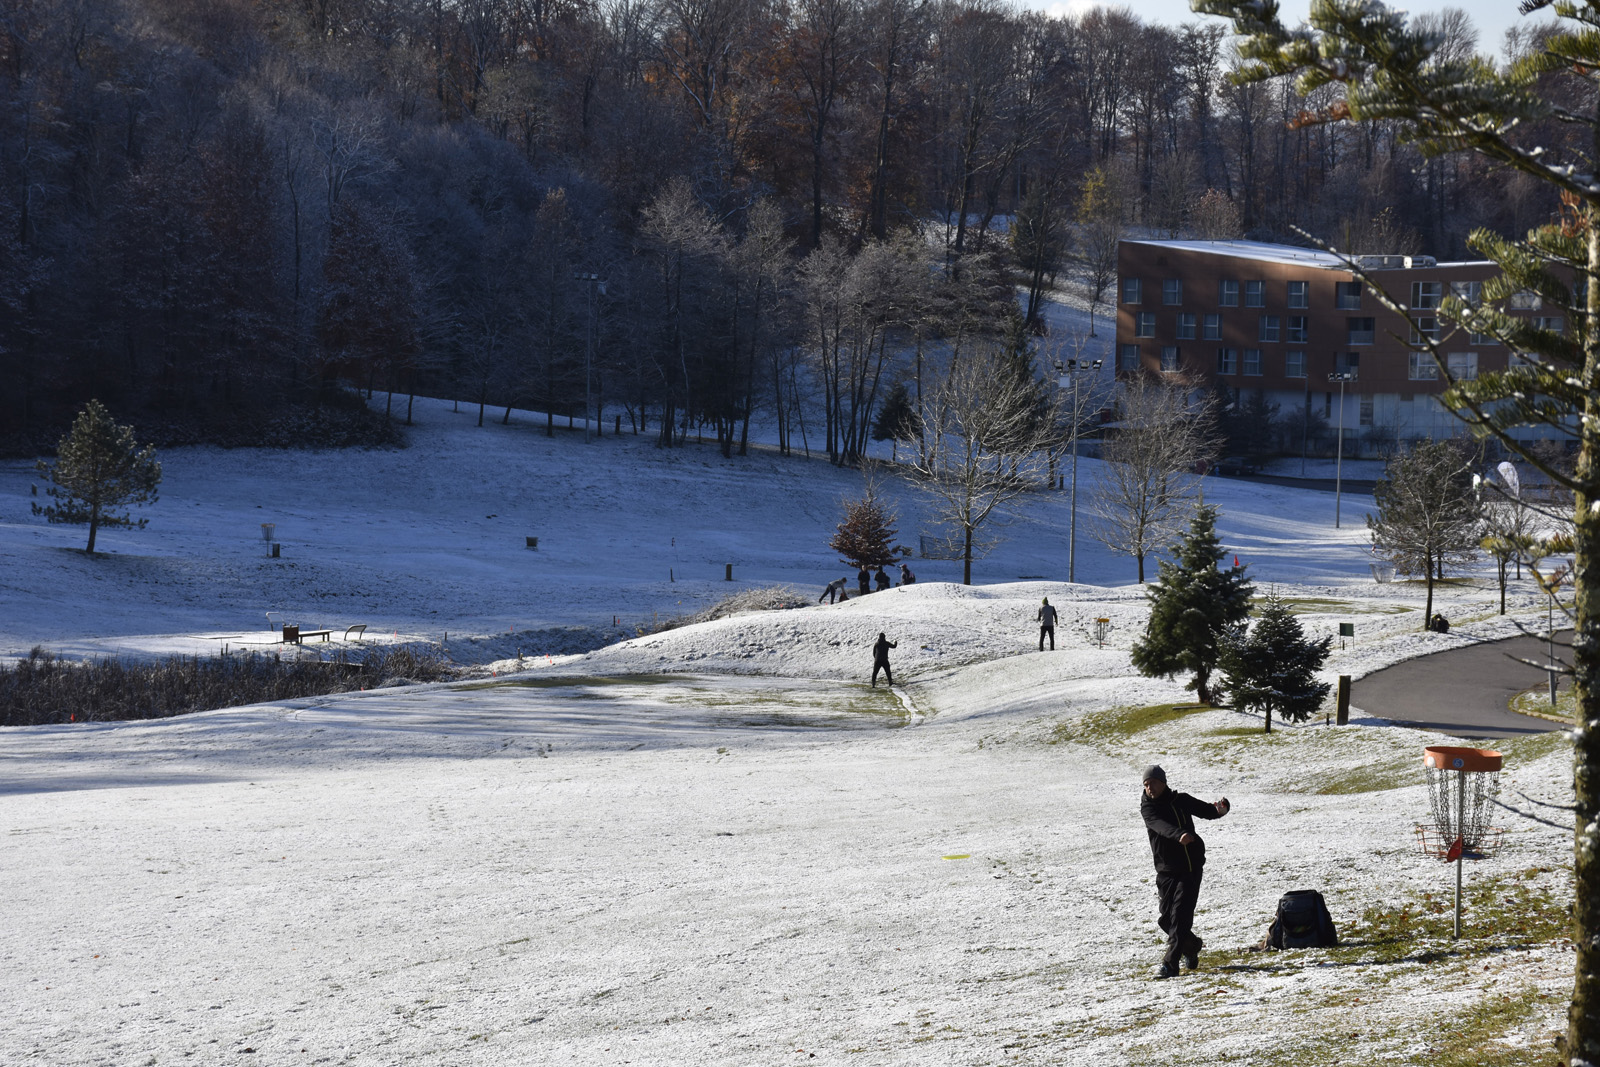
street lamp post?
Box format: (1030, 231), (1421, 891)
(1328, 371), (1355, 528)
(1056, 357), (1103, 583)
(574, 273), (607, 442)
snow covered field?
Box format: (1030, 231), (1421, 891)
(0, 396), (1576, 1066)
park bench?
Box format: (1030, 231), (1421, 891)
(281, 625), (333, 644)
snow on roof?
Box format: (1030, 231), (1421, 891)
(1122, 238), (1352, 270)
(1124, 239), (1499, 273)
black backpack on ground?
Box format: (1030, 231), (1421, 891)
(1266, 889), (1339, 949)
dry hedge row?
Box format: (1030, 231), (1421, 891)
(0, 646), (455, 726)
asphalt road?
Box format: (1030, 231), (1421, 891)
(1353, 631), (1572, 739)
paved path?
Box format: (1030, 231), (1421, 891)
(1353, 631), (1571, 739)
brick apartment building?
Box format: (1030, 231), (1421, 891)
(1113, 238), (1562, 446)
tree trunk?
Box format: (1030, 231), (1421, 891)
(963, 526), (973, 586)
(1569, 229), (1600, 1064)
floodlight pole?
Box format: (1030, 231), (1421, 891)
(1328, 371), (1354, 528)
(1056, 357), (1102, 584)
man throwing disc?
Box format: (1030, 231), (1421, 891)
(1140, 765), (1230, 978)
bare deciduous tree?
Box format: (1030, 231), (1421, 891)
(900, 345), (1060, 585)
(1367, 439), (1483, 628)
(1090, 376), (1214, 583)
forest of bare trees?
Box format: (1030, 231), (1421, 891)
(0, 0), (1571, 455)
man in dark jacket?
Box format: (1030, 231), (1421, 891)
(1140, 765), (1230, 978)
(871, 632), (897, 688)
(858, 567), (871, 596)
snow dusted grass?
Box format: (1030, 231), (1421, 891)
(0, 396), (1578, 1065)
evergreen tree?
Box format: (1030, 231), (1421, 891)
(870, 383), (921, 463)
(1131, 503), (1254, 704)
(1217, 593), (1333, 733)
(33, 401), (162, 555)
(1195, 5), (1600, 1051)
(1366, 441), (1482, 629)
(829, 485), (902, 569)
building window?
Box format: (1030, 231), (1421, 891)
(1161, 346), (1180, 372)
(1347, 317), (1375, 345)
(1408, 351), (1439, 380)
(1410, 317), (1440, 344)
(1287, 280), (1309, 308)
(1245, 280), (1265, 307)
(1325, 392), (1333, 417)
(1117, 344), (1140, 371)
(1219, 280), (1239, 307)
(1336, 281), (1362, 309)
(1447, 352), (1478, 380)
(1411, 281), (1442, 310)
(1243, 348), (1262, 375)
(1177, 313), (1196, 339)
(1203, 313), (1222, 340)
(1136, 312), (1156, 338)
(1335, 352), (1360, 378)
(1163, 279), (1183, 305)
(1469, 330), (1499, 345)
(1285, 350), (1306, 378)
(1122, 278), (1141, 304)
(1286, 316), (1308, 343)
(1534, 316), (1565, 334)
(1360, 397), (1374, 426)
(1508, 290), (1542, 310)
(1217, 348), (1238, 374)
(1258, 315), (1280, 342)
(1451, 280), (1482, 305)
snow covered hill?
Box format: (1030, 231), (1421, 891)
(0, 395), (1577, 1066)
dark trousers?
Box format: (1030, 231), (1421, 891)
(872, 660), (893, 687)
(1155, 869), (1204, 968)
(1039, 625), (1054, 650)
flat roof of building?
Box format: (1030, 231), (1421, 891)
(1121, 238), (1493, 272)
(1122, 239), (1348, 268)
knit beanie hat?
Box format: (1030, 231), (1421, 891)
(1141, 764), (1166, 783)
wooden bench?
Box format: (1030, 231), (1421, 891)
(281, 625), (333, 644)
(345, 624), (367, 641)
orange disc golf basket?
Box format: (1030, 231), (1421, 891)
(1415, 746), (1503, 938)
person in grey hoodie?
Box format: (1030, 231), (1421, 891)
(1140, 765), (1230, 978)
(1036, 597), (1058, 650)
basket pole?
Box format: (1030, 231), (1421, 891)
(1454, 768), (1465, 939)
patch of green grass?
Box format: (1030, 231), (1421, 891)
(1050, 702), (1210, 746)
(453, 673), (681, 691)
(1198, 867), (1569, 981)
(1509, 683), (1576, 722)
(1496, 730), (1572, 763)
(1417, 986), (1551, 1067)
(1204, 725), (1277, 738)
(1250, 597), (1413, 616)
(1312, 758), (1415, 795)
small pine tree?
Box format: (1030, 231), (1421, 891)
(871, 383), (921, 463)
(33, 400), (162, 554)
(1131, 503), (1254, 704)
(829, 485), (901, 569)
(1217, 592), (1333, 732)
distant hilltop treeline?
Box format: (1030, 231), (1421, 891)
(0, 0), (1559, 456)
